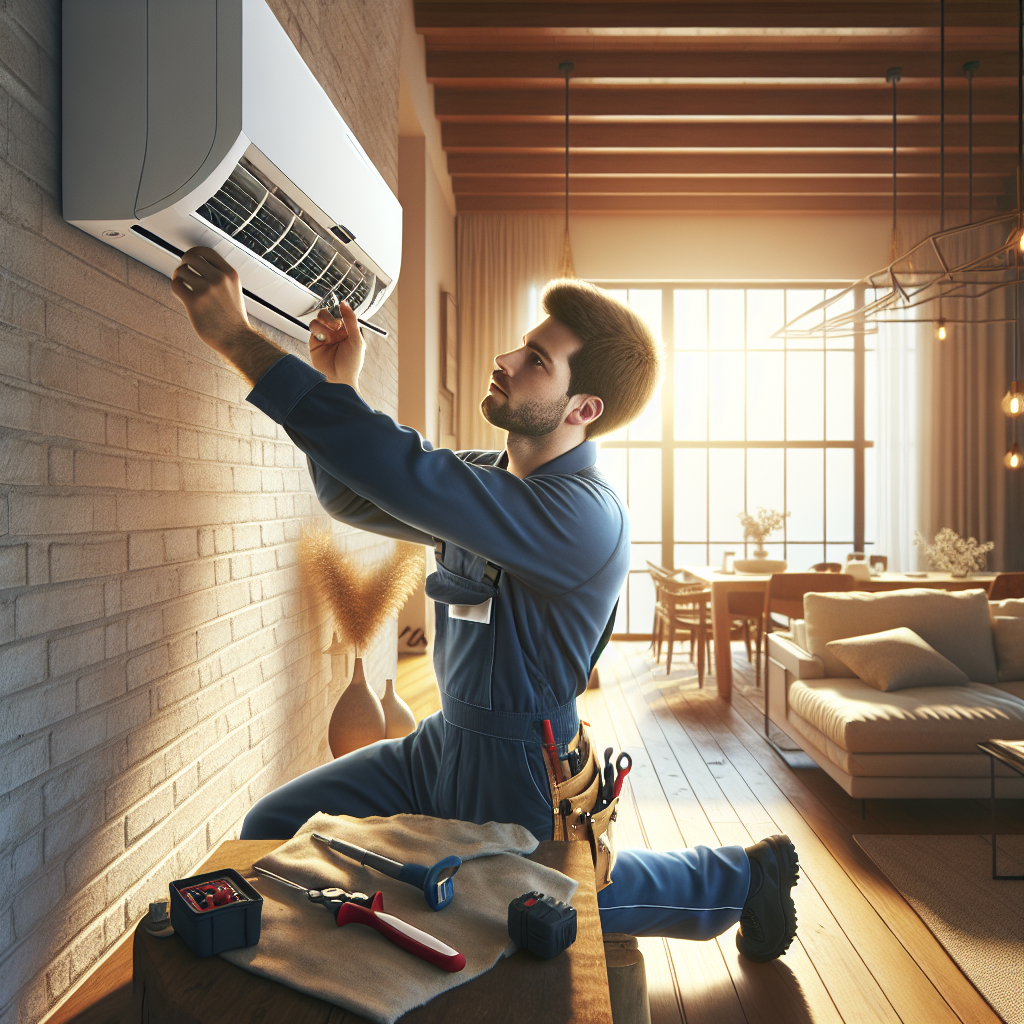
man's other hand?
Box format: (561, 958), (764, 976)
(171, 246), (251, 347)
(309, 302), (364, 390)
(171, 246), (285, 387)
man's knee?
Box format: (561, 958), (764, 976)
(239, 791), (294, 840)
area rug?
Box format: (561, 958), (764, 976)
(854, 833), (1024, 1024)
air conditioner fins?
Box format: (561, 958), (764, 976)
(194, 159), (380, 317)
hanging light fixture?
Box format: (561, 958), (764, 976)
(935, 0), (947, 340)
(776, 0), (1021, 341)
(557, 60), (576, 279)
(1006, 442), (1022, 469)
(1003, 0), (1024, 432)
(963, 60), (981, 223)
(886, 66), (902, 263)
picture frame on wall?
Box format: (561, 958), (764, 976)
(439, 292), (458, 449)
(441, 291), (458, 397)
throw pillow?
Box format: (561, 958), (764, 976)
(991, 598), (1024, 621)
(992, 616), (1024, 682)
(826, 626), (970, 691)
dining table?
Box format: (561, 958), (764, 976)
(679, 566), (997, 702)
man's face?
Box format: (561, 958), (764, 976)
(481, 317), (581, 437)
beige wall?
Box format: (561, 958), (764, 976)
(0, 3), (401, 1022)
(570, 213), (892, 283)
(396, 0), (457, 649)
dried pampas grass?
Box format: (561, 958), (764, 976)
(300, 529), (426, 654)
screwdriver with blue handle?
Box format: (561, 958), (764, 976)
(312, 832), (461, 911)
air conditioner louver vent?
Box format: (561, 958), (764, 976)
(195, 159), (377, 314)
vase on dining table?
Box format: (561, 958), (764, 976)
(734, 548), (788, 574)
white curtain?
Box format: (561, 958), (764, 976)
(455, 215), (562, 451)
(875, 314), (923, 570)
(874, 214), (1016, 570)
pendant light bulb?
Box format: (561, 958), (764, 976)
(1006, 442), (1022, 470)
(1002, 381), (1024, 417)
(935, 319), (947, 341)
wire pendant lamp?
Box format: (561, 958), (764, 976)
(778, 0), (1022, 341)
(557, 61), (576, 278)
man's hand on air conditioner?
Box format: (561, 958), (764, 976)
(171, 247), (286, 386)
(309, 302), (365, 391)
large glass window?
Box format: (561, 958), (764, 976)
(595, 285), (875, 635)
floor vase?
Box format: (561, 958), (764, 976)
(328, 657), (386, 757)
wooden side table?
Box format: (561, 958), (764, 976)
(133, 839), (612, 1023)
(977, 740), (1024, 880)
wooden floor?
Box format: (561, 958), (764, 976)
(580, 642), (1021, 1024)
(48, 646), (1021, 1024)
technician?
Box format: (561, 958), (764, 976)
(170, 246), (799, 960)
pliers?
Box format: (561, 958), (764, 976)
(253, 866), (466, 972)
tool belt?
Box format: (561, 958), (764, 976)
(540, 723), (618, 892)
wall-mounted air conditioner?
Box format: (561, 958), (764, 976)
(62, 0), (401, 341)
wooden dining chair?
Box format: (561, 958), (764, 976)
(761, 572), (855, 735)
(989, 572), (1024, 600)
(646, 561), (682, 652)
(869, 555), (888, 572)
(654, 579), (713, 686)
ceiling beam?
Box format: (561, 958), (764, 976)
(426, 50), (1018, 80)
(451, 175), (1011, 195)
(456, 194), (1008, 212)
(445, 151), (1018, 175)
(433, 85), (1018, 119)
(440, 121), (1017, 150)
(415, 2), (1016, 30)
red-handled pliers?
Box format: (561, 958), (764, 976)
(253, 866), (466, 972)
(612, 751), (632, 798)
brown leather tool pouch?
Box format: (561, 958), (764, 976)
(542, 724), (618, 891)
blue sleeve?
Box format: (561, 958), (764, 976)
(248, 355), (622, 594)
(299, 450), (435, 546)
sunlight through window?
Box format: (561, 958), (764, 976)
(596, 284), (875, 634)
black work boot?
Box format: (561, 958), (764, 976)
(736, 834), (799, 962)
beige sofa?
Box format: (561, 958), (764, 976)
(765, 588), (1024, 798)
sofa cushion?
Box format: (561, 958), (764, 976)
(992, 616), (1024, 682)
(786, 677), (1024, 753)
(786, 714), (1024, 777)
(991, 598), (1024, 620)
(826, 627), (969, 691)
(803, 588), (998, 683)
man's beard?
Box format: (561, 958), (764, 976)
(481, 391), (570, 437)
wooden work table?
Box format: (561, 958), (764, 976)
(680, 566), (996, 702)
(132, 839), (612, 1024)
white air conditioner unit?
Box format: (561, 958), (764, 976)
(62, 0), (401, 341)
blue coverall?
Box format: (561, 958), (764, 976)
(240, 355), (749, 939)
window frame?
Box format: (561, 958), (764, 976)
(591, 281), (872, 637)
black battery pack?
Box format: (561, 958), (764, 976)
(507, 891), (577, 959)
(168, 868), (263, 958)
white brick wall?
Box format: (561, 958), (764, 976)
(0, 2), (402, 1021)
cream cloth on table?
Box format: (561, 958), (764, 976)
(222, 813), (578, 1024)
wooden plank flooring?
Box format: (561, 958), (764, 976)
(577, 641), (1021, 1024)
(48, 645), (1021, 1024)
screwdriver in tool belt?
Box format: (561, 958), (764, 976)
(253, 866), (466, 972)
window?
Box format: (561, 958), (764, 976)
(594, 285), (875, 635)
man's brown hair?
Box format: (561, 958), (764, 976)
(542, 278), (662, 439)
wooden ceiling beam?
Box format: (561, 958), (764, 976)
(434, 85), (1017, 119)
(415, 2), (1016, 31)
(446, 151), (1017, 175)
(456, 193), (1008, 213)
(441, 121), (1017, 150)
(426, 50), (1019, 80)
(451, 175), (1011, 195)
